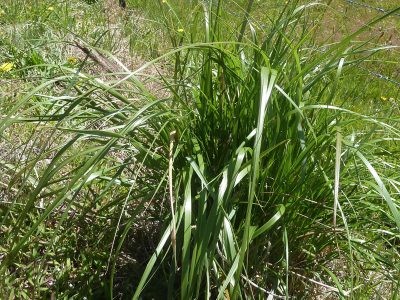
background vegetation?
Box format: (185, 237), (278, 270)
(0, 0), (399, 299)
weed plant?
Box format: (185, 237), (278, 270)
(0, 0), (399, 299)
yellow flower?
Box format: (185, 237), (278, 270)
(0, 62), (14, 72)
(47, 6), (54, 11)
(380, 96), (387, 101)
(0, 9), (5, 16)
(67, 57), (78, 64)
(177, 28), (184, 33)
(224, 289), (230, 300)
(162, 0), (167, 3)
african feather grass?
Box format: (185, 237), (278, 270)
(1, 0), (399, 298)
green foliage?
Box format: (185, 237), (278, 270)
(0, 0), (399, 299)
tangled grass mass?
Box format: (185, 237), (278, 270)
(0, 0), (399, 299)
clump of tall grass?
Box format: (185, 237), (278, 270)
(1, 0), (399, 298)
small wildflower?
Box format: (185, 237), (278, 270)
(162, 0), (167, 3)
(0, 9), (5, 16)
(380, 96), (387, 101)
(224, 289), (230, 300)
(0, 62), (14, 72)
(67, 56), (78, 64)
(177, 28), (184, 33)
(47, 6), (54, 11)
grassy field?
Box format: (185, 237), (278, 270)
(0, 0), (399, 299)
